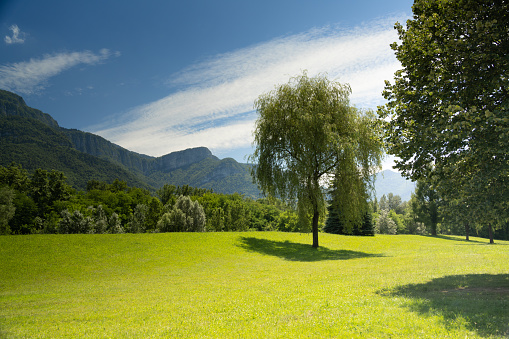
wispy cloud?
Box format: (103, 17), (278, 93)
(4, 24), (26, 44)
(0, 49), (119, 94)
(91, 17), (405, 158)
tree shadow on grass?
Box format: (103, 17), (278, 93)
(434, 235), (487, 243)
(379, 274), (509, 337)
(427, 235), (500, 245)
(424, 235), (509, 246)
(238, 236), (384, 262)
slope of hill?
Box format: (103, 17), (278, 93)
(0, 89), (59, 128)
(373, 170), (416, 202)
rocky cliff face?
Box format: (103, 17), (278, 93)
(63, 128), (154, 173)
(65, 128), (217, 174)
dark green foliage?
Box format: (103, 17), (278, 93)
(356, 212), (375, 236)
(0, 186), (15, 235)
(0, 164), (72, 234)
(11, 192), (37, 234)
(411, 179), (442, 236)
(468, 222), (509, 241)
(323, 204), (344, 235)
(380, 0), (509, 233)
(0, 164), (297, 235)
(324, 206), (374, 236)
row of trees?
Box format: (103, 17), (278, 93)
(371, 186), (508, 240)
(2, 162), (506, 239)
(0, 163), (307, 235)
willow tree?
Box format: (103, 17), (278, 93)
(250, 72), (383, 248)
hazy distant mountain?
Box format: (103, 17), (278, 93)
(0, 90), (259, 196)
(374, 170), (416, 202)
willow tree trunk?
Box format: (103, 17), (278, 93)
(489, 223), (494, 244)
(312, 210), (319, 248)
(465, 223), (470, 241)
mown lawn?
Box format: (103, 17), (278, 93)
(0, 232), (508, 338)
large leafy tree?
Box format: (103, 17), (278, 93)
(379, 0), (509, 231)
(251, 72), (383, 247)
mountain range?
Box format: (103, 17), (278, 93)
(0, 89), (414, 200)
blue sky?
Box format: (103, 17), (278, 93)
(1, 0), (413, 168)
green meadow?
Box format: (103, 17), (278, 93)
(1, 233), (508, 338)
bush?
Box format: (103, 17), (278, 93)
(57, 209), (94, 234)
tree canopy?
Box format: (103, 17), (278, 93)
(250, 72), (383, 247)
(379, 0), (509, 231)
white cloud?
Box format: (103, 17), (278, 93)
(91, 17), (406, 158)
(0, 49), (118, 94)
(4, 24), (26, 44)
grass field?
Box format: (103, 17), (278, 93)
(0, 232), (508, 338)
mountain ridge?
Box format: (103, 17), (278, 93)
(0, 89), (259, 196)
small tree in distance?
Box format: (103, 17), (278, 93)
(376, 209), (397, 235)
(250, 72), (383, 248)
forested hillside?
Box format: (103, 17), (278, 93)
(0, 116), (149, 189)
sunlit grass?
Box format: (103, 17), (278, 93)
(1, 233), (508, 338)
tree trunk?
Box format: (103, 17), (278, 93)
(465, 223), (470, 241)
(431, 221), (437, 236)
(488, 223), (494, 244)
(312, 209), (319, 248)
(430, 203), (439, 236)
